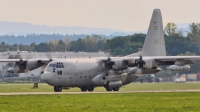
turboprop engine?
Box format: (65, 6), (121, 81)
(167, 65), (190, 72)
(7, 60), (45, 73)
(111, 59), (128, 71)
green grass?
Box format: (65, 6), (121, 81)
(0, 92), (200, 112)
(0, 82), (200, 92)
(0, 83), (200, 112)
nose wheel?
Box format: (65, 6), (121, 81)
(54, 86), (62, 92)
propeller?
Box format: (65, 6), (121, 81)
(105, 57), (115, 69)
(136, 56), (145, 68)
(19, 58), (27, 69)
(135, 56), (146, 75)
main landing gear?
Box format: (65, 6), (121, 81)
(54, 86), (62, 92)
(105, 86), (120, 91)
(80, 87), (94, 92)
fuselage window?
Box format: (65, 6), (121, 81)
(57, 70), (62, 75)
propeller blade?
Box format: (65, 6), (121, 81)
(137, 55), (145, 68)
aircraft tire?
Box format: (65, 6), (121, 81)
(81, 87), (88, 92)
(54, 86), (62, 92)
(112, 87), (119, 91)
(105, 87), (112, 91)
(88, 87), (94, 91)
(57, 86), (62, 92)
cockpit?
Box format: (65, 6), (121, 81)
(48, 62), (64, 68)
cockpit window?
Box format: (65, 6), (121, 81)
(56, 62), (64, 68)
(49, 62), (64, 68)
(48, 64), (56, 68)
(48, 64), (52, 67)
(52, 64), (56, 67)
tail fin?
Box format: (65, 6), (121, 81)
(127, 9), (166, 57)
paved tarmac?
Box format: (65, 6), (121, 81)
(1, 89), (200, 95)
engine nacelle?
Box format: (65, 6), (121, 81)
(26, 60), (43, 71)
(7, 67), (28, 73)
(112, 59), (127, 71)
(167, 65), (190, 72)
(129, 67), (137, 74)
(7, 60), (44, 73)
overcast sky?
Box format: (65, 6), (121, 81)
(0, 0), (199, 31)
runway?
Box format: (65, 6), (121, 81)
(1, 89), (200, 95)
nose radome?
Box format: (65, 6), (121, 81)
(41, 72), (52, 83)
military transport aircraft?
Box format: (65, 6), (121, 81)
(1, 9), (200, 92)
(40, 9), (200, 92)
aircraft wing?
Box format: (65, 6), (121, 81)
(122, 56), (200, 66)
(153, 56), (200, 61)
(123, 56), (200, 61)
(0, 59), (22, 62)
(0, 58), (54, 63)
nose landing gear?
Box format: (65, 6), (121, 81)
(54, 86), (62, 92)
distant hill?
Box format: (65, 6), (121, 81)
(0, 21), (191, 44)
(0, 21), (136, 36)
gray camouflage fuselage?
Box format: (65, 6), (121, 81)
(42, 58), (143, 87)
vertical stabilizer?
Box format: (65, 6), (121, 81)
(127, 9), (166, 57)
(141, 9), (166, 56)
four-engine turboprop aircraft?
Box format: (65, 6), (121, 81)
(40, 9), (200, 92)
(0, 9), (199, 92)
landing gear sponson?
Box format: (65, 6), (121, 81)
(80, 86), (119, 92)
(53, 86), (119, 92)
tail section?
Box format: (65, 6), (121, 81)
(127, 9), (166, 57)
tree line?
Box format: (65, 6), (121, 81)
(1, 22), (200, 74)
(0, 23), (200, 56)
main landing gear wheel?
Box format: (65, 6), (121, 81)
(105, 87), (112, 91)
(54, 86), (62, 92)
(81, 87), (88, 92)
(112, 87), (119, 91)
(88, 87), (94, 92)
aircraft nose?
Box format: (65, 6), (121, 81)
(41, 72), (52, 83)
